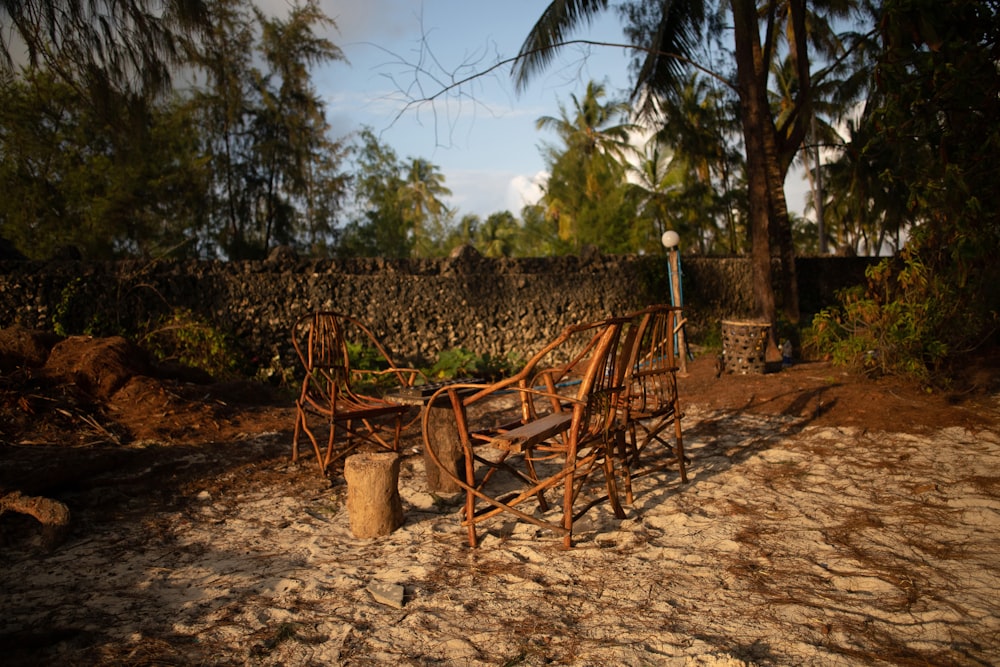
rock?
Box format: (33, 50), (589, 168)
(366, 581), (405, 609)
(266, 245), (298, 264)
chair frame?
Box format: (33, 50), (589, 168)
(617, 305), (687, 495)
(291, 311), (425, 476)
(422, 317), (630, 549)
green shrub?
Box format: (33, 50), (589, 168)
(141, 308), (241, 380)
(345, 340), (388, 372)
(428, 347), (520, 381)
(52, 277), (117, 337)
(807, 249), (996, 382)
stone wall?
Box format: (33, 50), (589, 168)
(0, 249), (875, 368)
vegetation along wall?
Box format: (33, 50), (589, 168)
(0, 247), (874, 372)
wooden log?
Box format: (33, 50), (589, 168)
(0, 490), (71, 547)
(421, 400), (464, 493)
(344, 452), (403, 538)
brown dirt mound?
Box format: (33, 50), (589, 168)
(0, 327), (293, 460)
(677, 353), (999, 434)
(42, 335), (150, 400)
(0, 325), (60, 372)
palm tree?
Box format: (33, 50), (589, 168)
(818, 117), (908, 256)
(535, 80), (637, 251)
(513, 0), (864, 353)
(768, 12), (877, 255)
(399, 157), (451, 257)
(651, 72), (744, 254)
(475, 211), (519, 258)
(536, 80), (635, 161)
(627, 141), (677, 254)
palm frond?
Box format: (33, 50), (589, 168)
(512, 0), (611, 92)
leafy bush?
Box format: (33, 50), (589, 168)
(345, 340), (388, 372)
(141, 308), (242, 380)
(427, 347), (519, 381)
(808, 247), (998, 382)
(252, 347), (297, 388)
(52, 277), (117, 338)
(814, 1), (1000, 384)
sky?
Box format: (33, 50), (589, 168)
(308, 0), (637, 219)
(271, 0), (809, 222)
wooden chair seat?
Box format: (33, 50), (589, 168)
(489, 411), (574, 453)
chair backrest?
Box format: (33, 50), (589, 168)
(620, 305), (680, 416)
(293, 312), (351, 392)
(526, 317), (627, 443)
(292, 311), (406, 395)
(574, 318), (626, 439)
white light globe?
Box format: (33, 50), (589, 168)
(661, 230), (680, 248)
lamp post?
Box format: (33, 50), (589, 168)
(662, 230), (688, 374)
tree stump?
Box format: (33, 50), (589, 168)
(422, 400), (464, 494)
(344, 452), (403, 538)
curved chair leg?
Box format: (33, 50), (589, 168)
(673, 406), (687, 483)
(601, 443), (627, 520)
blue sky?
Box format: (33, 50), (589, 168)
(310, 0), (635, 219)
(274, 0), (808, 222)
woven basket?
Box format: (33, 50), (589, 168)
(721, 319), (769, 375)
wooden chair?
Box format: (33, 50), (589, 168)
(421, 317), (630, 548)
(291, 311), (425, 476)
(617, 305), (687, 497)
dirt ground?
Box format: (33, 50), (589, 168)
(1, 327), (999, 665)
(3, 327), (995, 456)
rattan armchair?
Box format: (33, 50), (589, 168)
(421, 317), (630, 548)
(291, 311), (425, 476)
(618, 305), (687, 493)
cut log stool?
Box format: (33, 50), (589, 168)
(421, 398), (464, 494)
(385, 385), (471, 494)
(344, 452), (403, 538)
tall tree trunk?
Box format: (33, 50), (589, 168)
(811, 115), (828, 255)
(731, 0), (780, 359)
(764, 119), (801, 325)
(770, 0), (808, 325)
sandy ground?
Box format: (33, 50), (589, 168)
(3, 395), (999, 666)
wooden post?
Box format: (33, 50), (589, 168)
(344, 452), (403, 538)
(668, 248), (688, 375)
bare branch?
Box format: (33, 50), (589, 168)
(383, 37), (735, 147)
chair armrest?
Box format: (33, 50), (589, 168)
(489, 412), (574, 453)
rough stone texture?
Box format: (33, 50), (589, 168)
(366, 580), (406, 609)
(0, 252), (874, 371)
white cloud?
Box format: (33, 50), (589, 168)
(506, 172), (547, 213)
(441, 169), (546, 219)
